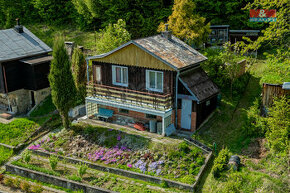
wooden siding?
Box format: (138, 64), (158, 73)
(91, 44), (174, 71)
(1, 56), (50, 93)
(87, 82), (173, 111)
(262, 83), (290, 107)
(92, 62), (175, 95)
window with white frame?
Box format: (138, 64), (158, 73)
(146, 70), (163, 92)
(112, 65), (128, 87)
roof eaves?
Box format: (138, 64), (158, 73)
(0, 51), (51, 63)
(178, 77), (200, 102)
(86, 41), (134, 60)
(86, 40), (178, 71)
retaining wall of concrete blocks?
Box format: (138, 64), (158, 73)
(5, 163), (116, 193)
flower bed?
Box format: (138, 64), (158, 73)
(29, 123), (207, 185)
(10, 154), (187, 193)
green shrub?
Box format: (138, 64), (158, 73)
(30, 95), (56, 117)
(3, 177), (14, 187)
(49, 155), (59, 170)
(160, 180), (168, 188)
(20, 181), (31, 192)
(78, 163), (88, 177)
(0, 146), (13, 165)
(180, 175), (196, 184)
(12, 177), (21, 188)
(212, 148), (230, 178)
(196, 157), (205, 166)
(178, 141), (190, 154)
(31, 185), (44, 193)
(22, 151), (31, 164)
(68, 174), (82, 182)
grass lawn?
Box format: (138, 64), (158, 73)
(29, 95), (56, 117)
(26, 24), (96, 52)
(0, 146), (13, 165)
(0, 118), (40, 146)
(196, 60), (289, 192)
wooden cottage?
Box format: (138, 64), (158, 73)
(86, 27), (219, 135)
(0, 21), (52, 114)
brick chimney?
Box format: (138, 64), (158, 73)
(64, 42), (75, 60)
(14, 18), (23, 33)
(161, 24), (172, 40)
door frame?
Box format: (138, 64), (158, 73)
(181, 99), (192, 130)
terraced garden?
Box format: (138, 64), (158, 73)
(10, 151), (189, 193)
(25, 123), (208, 190)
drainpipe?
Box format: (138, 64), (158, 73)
(86, 59), (90, 83)
(175, 71), (180, 128)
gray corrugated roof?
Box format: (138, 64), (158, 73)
(180, 67), (219, 102)
(88, 34), (207, 70)
(0, 26), (52, 63)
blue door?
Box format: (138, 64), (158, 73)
(181, 99), (192, 130)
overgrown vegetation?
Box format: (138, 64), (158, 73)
(30, 95), (56, 117)
(0, 146), (13, 165)
(212, 148), (230, 178)
(0, 118), (40, 146)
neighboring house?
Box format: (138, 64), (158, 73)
(0, 20), (52, 114)
(208, 25), (260, 46)
(208, 25), (230, 45)
(86, 27), (219, 135)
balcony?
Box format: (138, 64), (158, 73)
(86, 82), (173, 111)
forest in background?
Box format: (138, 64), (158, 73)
(0, 0), (264, 39)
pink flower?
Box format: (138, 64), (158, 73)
(127, 164), (132, 168)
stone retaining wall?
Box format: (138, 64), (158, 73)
(192, 151), (213, 192)
(5, 163), (116, 193)
(30, 149), (195, 191)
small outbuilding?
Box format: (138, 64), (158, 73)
(0, 20), (52, 114)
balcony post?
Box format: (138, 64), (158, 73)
(162, 116), (166, 136)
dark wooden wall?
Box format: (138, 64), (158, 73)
(1, 55), (50, 93)
(92, 61), (175, 95)
(196, 95), (218, 128)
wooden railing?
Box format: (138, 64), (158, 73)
(86, 82), (173, 111)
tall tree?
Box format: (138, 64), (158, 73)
(158, 0), (211, 46)
(95, 19), (131, 54)
(48, 36), (77, 129)
(71, 47), (87, 103)
(243, 0), (289, 50)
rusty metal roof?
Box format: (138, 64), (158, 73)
(180, 67), (219, 102)
(134, 35), (207, 69)
(87, 35), (207, 70)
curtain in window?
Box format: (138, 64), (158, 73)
(149, 71), (155, 88)
(116, 67), (121, 83)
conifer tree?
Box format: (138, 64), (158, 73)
(48, 36), (77, 129)
(72, 47), (87, 103)
(158, 0), (210, 46)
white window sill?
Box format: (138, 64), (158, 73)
(146, 87), (163, 93)
(113, 82), (128, 87)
